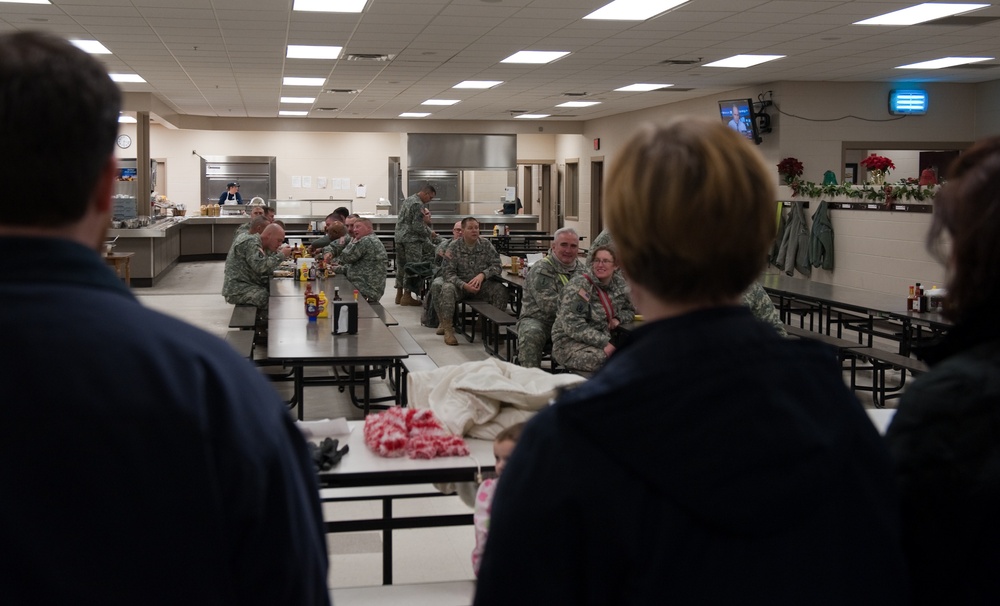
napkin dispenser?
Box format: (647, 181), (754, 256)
(332, 301), (358, 335)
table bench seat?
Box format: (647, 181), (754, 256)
(223, 329), (255, 360)
(228, 304), (257, 329)
(458, 301), (516, 357)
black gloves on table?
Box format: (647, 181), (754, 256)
(307, 437), (350, 471)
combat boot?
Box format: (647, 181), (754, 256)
(436, 323), (446, 335)
(400, 291), (422, 306)
(395, 287), (403, 305)
(440, 320), (458, 346)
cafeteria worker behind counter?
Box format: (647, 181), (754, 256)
(220, 182), (242, 205)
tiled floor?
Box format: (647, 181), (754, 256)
(134, 261), (893, 594)
(135, 261), (490, 591)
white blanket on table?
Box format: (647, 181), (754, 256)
(407, 358), (586, 439)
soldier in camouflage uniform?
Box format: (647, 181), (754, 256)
(742, 281), (787, 337)
(321, 214), (354, 260)
(222, 223), (290, 310)
(228, 216), (269, 257)
(426, 222), (463, 329)
(393, 185), (436, 306)
(516, 227), (585, 368)
(436, 217), (506, 346)
(590, 228), (612, 260)
(233, 205), (266, 238)
(308, 207), (349, 254)
(551, 245), (635, 372)
(336, 218), (388, 302)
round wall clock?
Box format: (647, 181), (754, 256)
(116, 134), (132, 149)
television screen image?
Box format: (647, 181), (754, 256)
(719, 99), (761, 144)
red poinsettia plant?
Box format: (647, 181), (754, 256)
(860, 154), (895, 172)
(777, 157), (804, 184)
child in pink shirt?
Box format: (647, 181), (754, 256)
(472, 423), (525, 576)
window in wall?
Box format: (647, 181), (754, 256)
(565, 161), (579, 220)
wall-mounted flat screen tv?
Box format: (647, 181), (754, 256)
(719, 98), (762, 144)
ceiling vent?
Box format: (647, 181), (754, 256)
(323, 88), (360, 94)
(315, 107), (339, 111)
(562, 92), (588, 96)
(660, 58), (701, 65)
(345, 53), (395, 62)
(652, 87), (695, 92)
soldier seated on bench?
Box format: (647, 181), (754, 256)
(223, 223), (291, 311)
(436, 217), (507, 346)
(516, 227), (585, 368)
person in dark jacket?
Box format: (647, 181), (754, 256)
(0, 32), (329, 605)
(474, 119), (908, 605)
(885, 135), (1000, 605)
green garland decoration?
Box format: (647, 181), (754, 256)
(788, 179), (938, 203)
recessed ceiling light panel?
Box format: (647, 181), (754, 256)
(703, 54), (785, 68)
(110, 73), (146, 83)
(422, 99), (460, 106)
(283, 77), (326, 86)
(453, 80), (503, 89)
(614, 83), (673, 92)
(118, 115), (137, 123)
(855, 3), (988, 26)
(70, 40), (111, 54)
(399, 112), (431, 118)
(293, 0), (368, 13)
(501, 51), (569, 64)
(281, 96), (316, 104)
(583, 0), (689, 21)
(279, 110), (309, 116)
(287, 45), (343, 59)
(896, 56), (993, 69)
(557, 101), (600, 107)
(514, 114), (550, 119)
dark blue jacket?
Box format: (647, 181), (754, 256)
(476, 306), (908, 605)
(0, 237), (329, 605)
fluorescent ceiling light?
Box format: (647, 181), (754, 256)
(70, 40), (111, 54)
(283, 77), (326, 86)
(453, 80), (503, 89)
(281, 96), (316, 103)
(110, 73), (146, 83)
(703, 54), (785, 68)
(0, 0), (51, 4)
(279, 110), (309, 116)
(855, 3), (988, 26)
(557, 101), (601, 107)
(514, 114), (550, 119)
(399, 112), (431, 118)
(501, 51), (570, 64)
(287, 45), (342, 60)
(118, 115), (137, 123)
(422, 99), (460, 106)
(293, 0), (367, 12)
(614, 83), (673, 92)
(896, 56), (993, 69)
(584, 0), (688, 21)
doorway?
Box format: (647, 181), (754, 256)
(590, 158), (604, 243)
(519, 162), (556, 232)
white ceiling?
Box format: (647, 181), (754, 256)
(3, 0), (1000, 122)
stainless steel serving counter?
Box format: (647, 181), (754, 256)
(106, 218), (185, 286)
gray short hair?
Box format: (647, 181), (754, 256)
(553, 226), (579, 239)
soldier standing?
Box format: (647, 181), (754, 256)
(393, 184), (436, 306)
(436, 217), (506, 346)
(516, 227), (585, 368)
(337, 218), (388, 302)
(551, 245), (635, 372)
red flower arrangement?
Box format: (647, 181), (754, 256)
(777, 157), (804, 184)
(860, 154), (895, 172)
